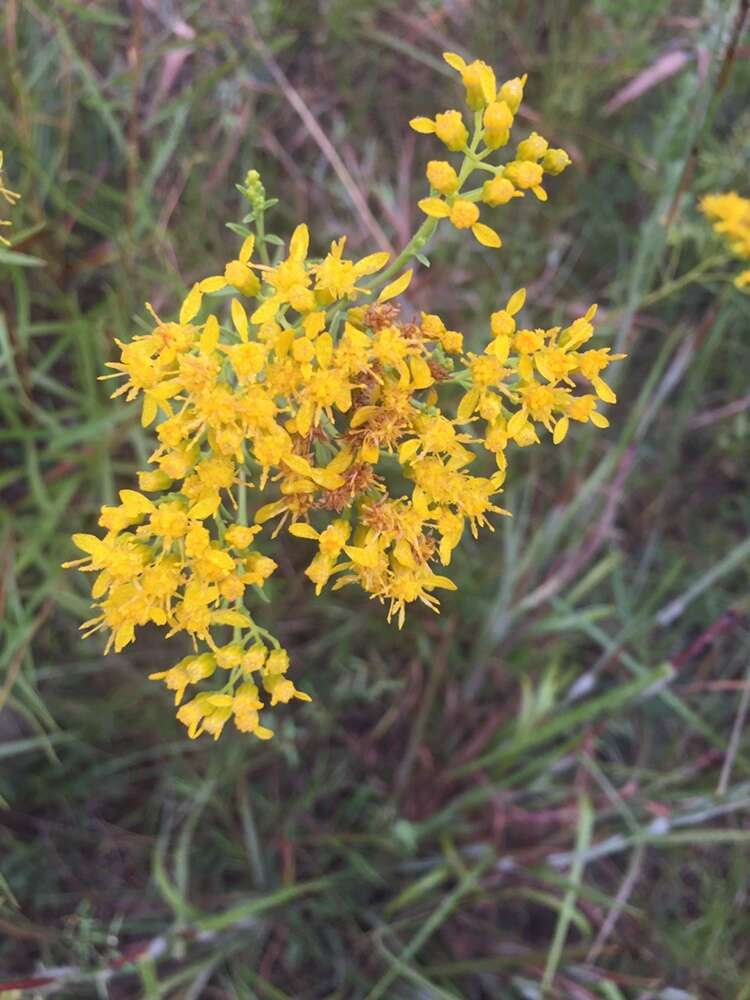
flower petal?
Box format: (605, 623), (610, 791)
(289, 223), (309, 260)
(239, 235), (255, 263)
(442, 51), (467, 73)
(418, 197), (450, 219)
(377, 269), (413, 302)
(199, 275), (227, 293)
(506, 288), (526, 316)
(472, 222), (502, 248)
(354, 251), (390, 276)
(409, 116), (436, 134)
(179, 283), (203, 324)
(553, 415), (569, 444)
(231, 298), (249, 342)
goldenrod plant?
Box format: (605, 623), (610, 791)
(701, 191), (750, 290)
(66, 53), (623, 741)
(0, 150), (21, 245)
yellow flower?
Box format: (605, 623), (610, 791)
(701, 191), (750, 263)
(483, 101), (513, 150)
(201, 236), (261, 297)
(312, 237), (389, 302)
(482, 176), (519, 207)
(517, 131), (549, 162)
(504, 160), (546, 201)
(443, 51), (497, 110)
(410, 110), (468, 151)
(542, 148), (572, 175)
(68, 53), (617, 742)
(0, 150), (21, 246)
(252, 223), (313, 323)
(418, 196), (502, 248)
(426, 160), (459, 195)
(498, 75), (527, 114)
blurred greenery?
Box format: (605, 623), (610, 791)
(1, 0), (750, 997)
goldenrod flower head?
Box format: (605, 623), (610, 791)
(482, 177), (518, 207)
(68, 51), (618, 743)
(426, 160), (460, 195)
(434, 110), (469, 151)
(542, 148), (572, 175)
(499, 75), (527, 114)
(0, 150), (20, 246)
(418, 196), (502, 248)
(504, 160), (544, 191)
(435, 111), (469, 152)
(517, 131), (549, 162)
(450, 199), (480, 229)
(701, 191), (750, 286)
(443, 51), (497, 110)
(410, 111), (468, 151)
(483, 100), (514, 150)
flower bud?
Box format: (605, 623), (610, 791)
(243, 169), (266, 212)
(482, 176), (516, 206)
(483, 101), (513, 150)
(242, 644), (268, 674)
(420, 312), (446, 337)
(499, 76), (526, 114)
(441, 329), (464, 353)
(186, 653), (216, 683)
(517, 131), (549, 162)
(216, 642), (244, 669)
(503, 161), (543, 190)
(434, 111), (468, 152)
(234, 682), (263, 713)
(461, 60), (496, 110)
(225, 524), (258, 549)
(426, 160), (459, 195)
(224, 260), (260, 297)
(137, 470), (173, 492)
(490, 310), (516, 337)
(478, 393), (502, 421)
(449, 200), (480, 229)
(265, 648), (290, 675)
(542, 148), (572, 175)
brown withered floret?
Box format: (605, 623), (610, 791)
(414, 532), (438, 562)
(400, 321), (424, 346)
(427, 358), (451, 381)
(363, 302), (400, 331)
(344, 398), (412, 456)
(307, 425), (330, 445)
(350, 367), (382, 408)
(315, 463), (381, 513)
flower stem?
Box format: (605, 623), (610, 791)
(370, 117), (486, 293)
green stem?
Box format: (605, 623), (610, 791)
(374, 216), (439, 288)
(255, 210), (270, 266)
(640, 252), (731, 306)
(232, 465), (248, 647)
(369, 114), (486, 293)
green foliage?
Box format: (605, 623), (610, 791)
(1, 0), (750, 996)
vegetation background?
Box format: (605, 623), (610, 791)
(1, 0), (749, 997)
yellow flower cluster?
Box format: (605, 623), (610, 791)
(0, 150), (21, 246)
(701, 191), (750, 290)
(67, 54), (622, 742)
(410, 53), (571, 247)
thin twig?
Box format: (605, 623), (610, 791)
(687, 393), (750, 430)
(718, 661), (750, 796)
(586, 844), (645, 965)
